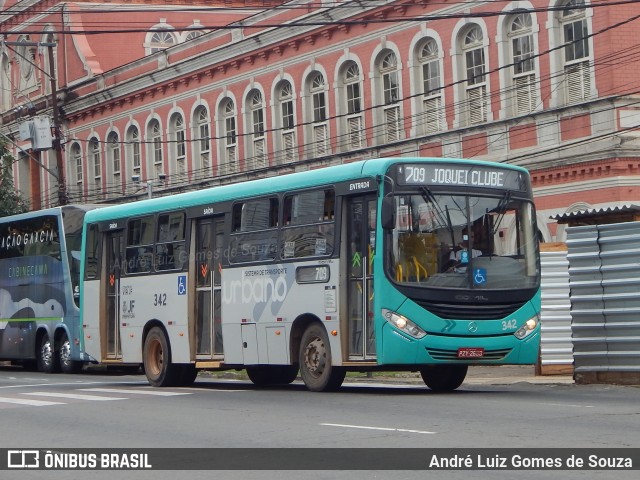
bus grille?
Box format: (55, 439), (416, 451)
(414, 300), (526, 320)
(426, 347), (512, 361)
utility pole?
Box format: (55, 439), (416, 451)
(3, 40), (66, 206)
(47, 44), (67, 206)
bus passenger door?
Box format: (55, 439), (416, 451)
(346, 195), (377, 360)
(194, 217), (224, 358)
(104, 231), (124, 359)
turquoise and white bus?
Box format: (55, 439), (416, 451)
(80, 158), (541, 391)
(0, 206), (96, 373)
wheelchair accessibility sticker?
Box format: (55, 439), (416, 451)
(178, 275), (187, 295)
(473, 268), (487, 286)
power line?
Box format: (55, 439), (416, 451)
(2, 0), (639, 35)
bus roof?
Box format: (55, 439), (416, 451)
(0, 205), (98, 224)
(83, 157), (529, 223)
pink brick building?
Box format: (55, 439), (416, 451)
(2, 0), (639, 240)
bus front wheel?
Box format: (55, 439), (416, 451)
(143, 327), (179, 387)
(299, 324), (345, 392)
(59, 332), (83, 374)
(419, 364), (468, 392)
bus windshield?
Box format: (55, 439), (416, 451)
(385, 190), (539, 290)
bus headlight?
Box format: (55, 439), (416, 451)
(382, 309), (427, 339)
(514, 317), (538, 339)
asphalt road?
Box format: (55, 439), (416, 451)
(0, 366), (638, 480)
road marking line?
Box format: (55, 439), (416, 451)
(537, 403), (594, 408)
(321, 423), (436, 434)
(0, 380), (136, 390)
(79, 388), (190, 396)
(0, 396), (65, 406)
(21, 392), (127, 401)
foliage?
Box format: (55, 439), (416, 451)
(0, 137), (30, 217)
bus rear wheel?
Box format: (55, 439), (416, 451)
(246, 365), (299, 386)
(59, 332), (83, 374)
(143, 327), (179, 387)
(38, 333), (60, 373)
(299, 324), (345, 392)
(419, 364), (468, 392)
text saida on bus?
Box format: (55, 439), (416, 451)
(0, 206), (97, 373)
(80, 157), (541, 391)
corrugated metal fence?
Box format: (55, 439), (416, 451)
(566, 221), (640, 383)
(539, 249), (573, 372)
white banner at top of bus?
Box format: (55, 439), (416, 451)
(395, 164), (528, 191)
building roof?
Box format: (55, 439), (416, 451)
(553, 204), (640, 223)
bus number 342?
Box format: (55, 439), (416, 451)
(502, 319), (517, 330)
(154, 293), (167, 307)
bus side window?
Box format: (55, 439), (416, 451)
(229, 197), (278, 263)
(125, 216), (154, 274)
(155, 212), (186, 271)
(85, 224), (99, 279)
(281, 189), (335, 258)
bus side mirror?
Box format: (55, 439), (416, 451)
(381, 197), (395, 230)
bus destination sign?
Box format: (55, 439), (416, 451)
(396, 164), (525, 191)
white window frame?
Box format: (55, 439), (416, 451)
(107, 132), (121, 195)
(221, 99), (237, 174)
(418, 38), (443, 134)
(463, 26), (488, 125)
(309, 73), (329, 158)
(248, 91), (267, 170)
(148, 119), (164, 178)
(277, 81), (296, 164)
(510, 12), (537, 115)
(380, 52), (401, 143)
(194, 106), (210, 178)
(342, 62), (364, 150)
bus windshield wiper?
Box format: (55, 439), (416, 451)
(491, 190), (512, 236)
(419, 186), (451, 232)
(420, 186), (455, 245)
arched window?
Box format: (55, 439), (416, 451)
(275, 80), (296, 164)
(462, 25), (488, 124)
(107, 132), (121, 195)
(170, 112), (186, 179)
(510, 12), (537, 114)
(340, 62), (364, 150)
(220, 99), (237, 174)
(561, 0), (591, 103)
(418, 38), (443, 133)
(247, 90), (266, 169)
(378, 51), (401, 142)
(88, 138), (102, 199)
(69, 142), (83, 187)
(149, 30), (176, 53)
(16, 35), (36, 92)
(147, 119), (164, 178)
(126, 126), (141, 178)
(308, 72), (329, 157)
(193, 106), (211, 178)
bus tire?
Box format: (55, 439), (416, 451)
(419, 364), (468, 392)
(59, 332), (83, 374)
(246, 365), (299, 386)
(299, 324), (345, 392)
(37, 333), (60, 374)
(143, 327), (179, 387)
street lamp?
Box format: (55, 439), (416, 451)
(132, 174), (166, 199)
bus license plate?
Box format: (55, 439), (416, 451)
(457, 347), (484, 358)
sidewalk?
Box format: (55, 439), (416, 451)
(346, 365), (574, 386)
